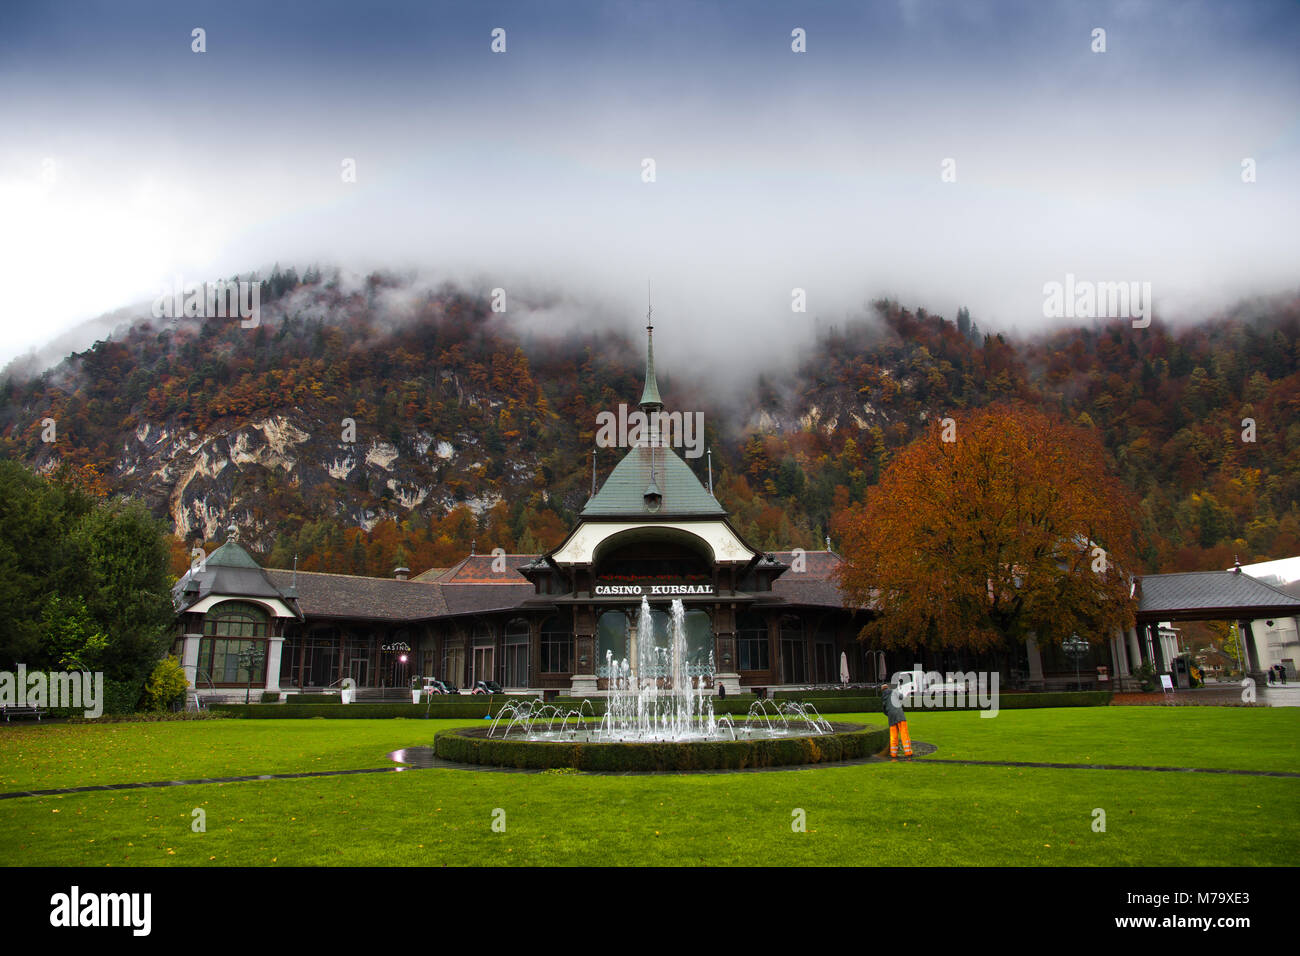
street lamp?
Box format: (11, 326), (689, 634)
(1062, 634), (1089, 691)
(239, 642), (267, 705)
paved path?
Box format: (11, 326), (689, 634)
(1261, 685), (1300, 707)
(1113, 683), (1300, 706)
(0, 765), (409, 800)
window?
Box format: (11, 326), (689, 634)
(197, 638), (267, 686)
(684, 609), (713, 668)
(286, 628), (340, 688)
(596, 611), (629, 669)
(442, 644), (465, 686)
(540, 615), (572, 673)
(203, 601), (269, 638)
(504, 619), (530, 687)
(736, 612), (769, 671)
(780, 617), (806, 683)
(199, 602), (269, 686)
(814, 639), (836, 684)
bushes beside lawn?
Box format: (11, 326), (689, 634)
(211, 689), (1110, 718)
(433, 721), (888, 771)
(773, 690), (1112, 711)
(210, 697), (534, 719)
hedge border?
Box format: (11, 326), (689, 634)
(432, 721), (886, 772)
(211, 690), (1111, 720)
(210, 698), (534, 719)
(771, 691), (1113, 712)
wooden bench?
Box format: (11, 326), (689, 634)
(1, 705), (44, 722)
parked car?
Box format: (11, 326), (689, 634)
(423, 678), (458, 695)
(471, 680), (503, 695)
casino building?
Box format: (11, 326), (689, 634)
(172, 324), (875, 702)
(176, 325), (1300, 701)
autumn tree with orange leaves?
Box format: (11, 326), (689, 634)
(833, 405), (1139, 655)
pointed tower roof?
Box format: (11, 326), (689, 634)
(638, 317), (663, 412)
(582, 444), (723, 517)
(203, 538), (263, 570)
(583, 313), (722, 518)
(172, 535), (299, 615)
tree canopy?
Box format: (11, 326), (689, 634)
(0, 460), (174, 685)
(833, 405), (1138, 653)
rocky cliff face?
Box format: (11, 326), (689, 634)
(33, 415), (446, 551)
(4, 273), (571, 551)
(105, 413), (525, 550)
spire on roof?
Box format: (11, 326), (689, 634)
(638, 291), (663, 413)
(284, 553), (299, 599)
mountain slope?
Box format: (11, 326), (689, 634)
(2, 268), (1298, 577)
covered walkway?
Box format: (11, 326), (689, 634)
(1115, 564), (1300, 688)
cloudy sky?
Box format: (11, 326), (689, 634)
(2, 0), (1297, 371)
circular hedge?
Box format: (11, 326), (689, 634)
(433, 722), (886, 772)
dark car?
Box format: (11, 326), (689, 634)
(423, 678), (458, 695)
(471, 680), (503, 695)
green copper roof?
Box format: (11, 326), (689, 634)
(204, 539), (264, 569)
(639, 325), (663, 410)
(582, 444), (724, 518)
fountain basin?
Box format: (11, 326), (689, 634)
(433, 721), (886, 772)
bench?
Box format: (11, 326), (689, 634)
(1, 705), (44, 722)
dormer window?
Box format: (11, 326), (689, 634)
(643, 477), (662, 513)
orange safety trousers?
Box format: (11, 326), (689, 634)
(889, 721), (913, 757)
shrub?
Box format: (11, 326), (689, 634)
(433, 722), (888, 771)
(102, 677), (144, 715)
(68, 711), (232, 723)
(211, 697), (535, 719)
(142, 655), (189, 711)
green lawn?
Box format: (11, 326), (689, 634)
(900, 706), (1300, 772)
(0, 708), (1296, 866)
(0, 719), (469, 792)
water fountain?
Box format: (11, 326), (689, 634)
(435, 597), (887, 770)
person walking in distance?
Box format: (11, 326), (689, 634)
(881, 681), (914, 759)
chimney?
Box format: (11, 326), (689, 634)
(394, 567), (410, 582)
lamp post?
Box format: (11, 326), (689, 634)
(1063, 634), (1089, 691)
(239, 642), (266, 705)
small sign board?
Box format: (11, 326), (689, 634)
(1097, 665), (1109, 682)
(1159, 674), (1174, 692)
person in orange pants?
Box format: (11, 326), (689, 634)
(881, 681), (914, 758)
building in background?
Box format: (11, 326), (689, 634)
(171, 325), (873, 702)
(1234, 556), (1300, 679)
(170, 329), (1300, 703)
